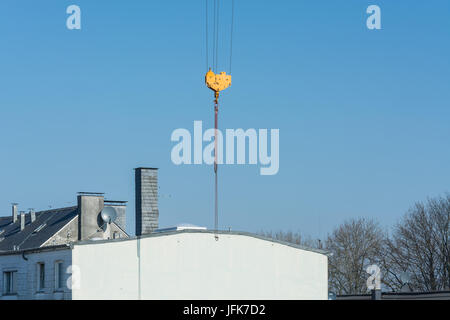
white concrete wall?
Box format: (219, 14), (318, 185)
(0, 248), (72, 300)
(72, 238), (139, 299)
(72, 232), (328, 300)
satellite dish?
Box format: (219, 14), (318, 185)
(100, 206), (117, 224)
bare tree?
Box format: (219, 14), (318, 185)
(259, 194), (450, 294)
(325, 218), (385, 295)
(383, 195), (450, 291)
(258, 230), (320, 249)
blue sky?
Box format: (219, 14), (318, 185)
(0, 1), (449, 239)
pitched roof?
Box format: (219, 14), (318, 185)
(0, 207), (78, 252)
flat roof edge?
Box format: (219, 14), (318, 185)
(73, 229), (329, 255)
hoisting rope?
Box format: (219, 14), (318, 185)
(205, 0), (234, 240)
(214, 98), (219, 239)
(229, 0), (234, 74)
(205, 0), (209, 72)
(212, 0), (216, 71)
(207, 0), (234, 74)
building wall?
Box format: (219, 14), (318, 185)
(41, 218), (128, 247)
(72, 232), (328, 300)
(106, 204), (127, 233)
(0, 248), (72, 300)
(42, 217), (79, 247)
(109, 222), (129, 240)
(72, 239), (139, 299)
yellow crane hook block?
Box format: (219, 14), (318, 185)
(205, 69), (232, 100)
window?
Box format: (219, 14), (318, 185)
(3, 271), (17, 295)
(54, 261), (64, 290)
(37, 263), (45, 291)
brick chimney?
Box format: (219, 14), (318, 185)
(135, 168), (159, 236)
(12, 203), (18, 223)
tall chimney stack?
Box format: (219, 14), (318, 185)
(20, 211), (25, 231)
(12, 203), (18, 223)
(135, 168), (159, 236)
